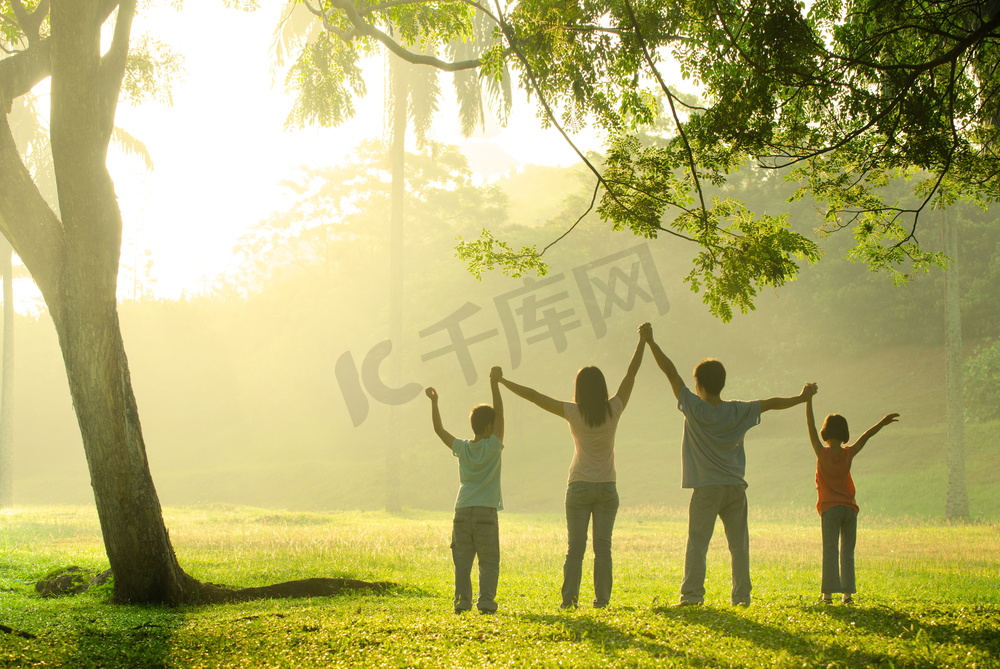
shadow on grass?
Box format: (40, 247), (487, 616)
(820, 602), (1000, 657)
(655, 604), (941, 668)
(518, 612), (692, 662)
(655, 604), (813, 659)
(71, 608), (185, 669)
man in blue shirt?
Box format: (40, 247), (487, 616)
(643, 323), (816, 606)
(425, 365), (505, 614)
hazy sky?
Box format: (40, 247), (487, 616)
(96, 1), (602, 303)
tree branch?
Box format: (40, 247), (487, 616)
(459, 0), (501, 27)
(824, 10), (1000, 73)
(360, 0), (433, 15)
(539, 179), (600, 255)
(490, 0), (694, 244)
(0, 38), (51, 113)
(0, 115), (65, 302)
(10, 0), (49, 46)
(99, 0), (136, 139)
(308, 0), (485, 72)
(622, 0), (710, 232)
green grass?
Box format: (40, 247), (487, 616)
(2, 506), (999, 668)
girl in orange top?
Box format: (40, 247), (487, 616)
(806, 392), (898, 604)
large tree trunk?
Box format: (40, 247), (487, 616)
(942, 206), (969, 520)
(0, 238), (12, 508)
(385, 59), (407, 513)
(54, 294), (191, 602)
(44, 0), (193, 602)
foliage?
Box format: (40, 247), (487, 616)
(284, 29), (369, 129)
(2, 507), (1000, 667)
(280, 0), (999, 322)
(273, 0), (512, 135)
(454, 227), (547, 279)
(120, 33), (184, 106)
(965, 340), (1000, 423)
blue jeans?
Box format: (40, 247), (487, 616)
(821, 506), (857, 594)
(451, 506), (500, 612)
(562, 481), (620, 608)
(681, 485), (751, 605)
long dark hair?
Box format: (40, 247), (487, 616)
(574, 366), (612, 428)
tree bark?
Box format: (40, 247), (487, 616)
(385, 58), (406, 513)
(942, 206), (969, 520)
(0, 239), (12, 508)
(39, 0), (193, 603)
(54, 294), (193, 602)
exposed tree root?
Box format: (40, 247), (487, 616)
(189, 577), (396, 604)
(38, 566), (396, 607)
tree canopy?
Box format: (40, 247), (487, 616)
(283, 0), (999, 320)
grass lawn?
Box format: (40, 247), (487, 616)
(1, 505), (998, 667)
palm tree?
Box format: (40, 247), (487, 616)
(273, 4), (511, 511)
(942, 205), (969, 520)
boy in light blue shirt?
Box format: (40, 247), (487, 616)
(425, 366), (505, 614)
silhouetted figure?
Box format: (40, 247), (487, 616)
(496, 324), (647, 609)
(806, 392), (898, 604)
(425, 366), (505, 614)
(644, 324), (816, 606)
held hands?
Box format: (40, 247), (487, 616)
(425, 387), (439, 401)
(802, 383), (818, 399)
(489, 366), (503, 383)
(639, 322), (652, 343)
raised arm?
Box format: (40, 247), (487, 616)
(498, 376), (565, 418)
(615, 325), (648, 409)
(425, 387), (456, 448)
(851, 413), (899, 455)
(644, 324), (685, 400)
(489, 366), (504, 441)
(760, 383), (817, 413)
(805, 393), (824, 457)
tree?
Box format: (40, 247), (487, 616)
(234, 139), (507, 288)
(942, 206), (969, 520)
(0, 80), (153, 507)
(0, 0), (190, 604)
(286, 0), (998, 527)
(0, 0), (392, 605)
(286, 0), (998, 320)
(275, 0), (510, 510)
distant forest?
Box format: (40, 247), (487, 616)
(9, 149), (1000, 517)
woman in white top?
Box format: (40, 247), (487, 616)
(497, 323), (648, 608)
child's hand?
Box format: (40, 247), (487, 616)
(489, 366), (503, 382)
(425, 387), (438, 401)
(879, 413), (900, 426)
(802, 383), (818, 398)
